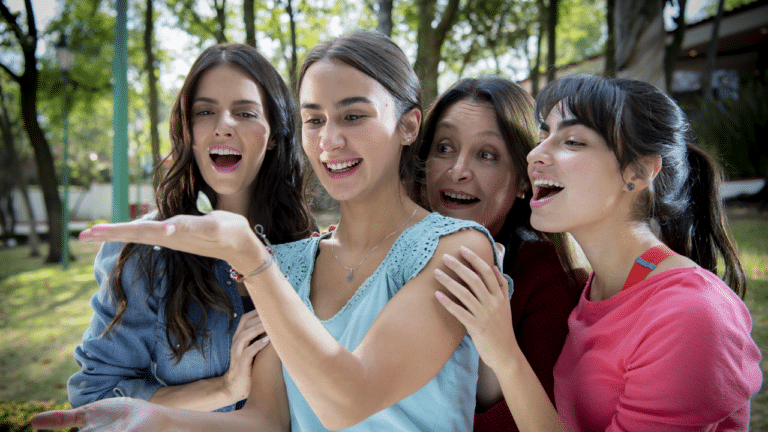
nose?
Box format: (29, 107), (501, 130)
(448, 154), (473, 182)
(527, 138), (551, 166)
(214, 112), (235, 137)
(319, 122), (344, 152)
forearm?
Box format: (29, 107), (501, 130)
(495, 353), (569, 432)
(148, 376), (238, 412)
(159, 406), (286, 432)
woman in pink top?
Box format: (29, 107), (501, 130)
(433, 74), (762, 431)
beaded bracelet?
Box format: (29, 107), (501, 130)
(230, 224), (276, 283)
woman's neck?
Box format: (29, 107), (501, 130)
(216, 192), (251, 218)
(334, 186), (419, 251)
(573, 220), (662, 301)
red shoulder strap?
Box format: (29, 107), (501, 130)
(622, 244), (676, 291)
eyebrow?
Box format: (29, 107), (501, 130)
(540, 118), (591, 132)
(301, 96), (373, 111)
(193, 97), (262, 107)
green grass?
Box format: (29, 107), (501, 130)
(0, 209), (766, 430)
(0, 240), (100, 405)
(727, 211), (768, 431)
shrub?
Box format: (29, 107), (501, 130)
(0, 400), (76, 432)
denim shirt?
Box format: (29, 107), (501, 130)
(67, 240), (248, 412)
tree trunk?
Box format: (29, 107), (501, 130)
(0, 79), (40, 255)
(377, 0), (393, 37)
(415, 0), (461, 106)
(615, 0), (666, 91)
(0, 0), (62, 262)
(285, 0), (298, 92)
(145, 0), (161, 190)
(546, 0), (558, 83)
(214, 0), (227, 43)
(244, 0), (256, 48)
(531, 0), (545, 96)
(604, 0), (616, 77)
(700, 0), (725, 98)
(664, 0), (687, 92)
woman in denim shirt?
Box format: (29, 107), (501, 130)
(66, 44), (316, 413)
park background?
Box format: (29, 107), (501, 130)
(1, 0), (766, 430)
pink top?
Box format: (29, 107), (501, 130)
(554, 267), (762, 431)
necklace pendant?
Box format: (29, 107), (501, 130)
(346, 271), (355, 282)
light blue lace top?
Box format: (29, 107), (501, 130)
(273, 212), (503, 431)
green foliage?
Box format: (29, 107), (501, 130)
(556, 0), (606, 66)
(0, 399), (76, 432)
(692, 77), (768, 179)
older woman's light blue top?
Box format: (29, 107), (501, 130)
(274, 213), (503, 431)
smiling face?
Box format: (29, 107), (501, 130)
(191, 64), (272, 212)
(299, 60), (409, 202)
(425, 100), (520, 236)
(527, 104), (630, 237)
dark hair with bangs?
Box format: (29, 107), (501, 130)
(105, 44), (317, 362)
(297, 30), (423, 198)
(535, 74), (745, 297)
(416, 76), (580, 280)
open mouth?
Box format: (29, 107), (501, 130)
(441, 191), (479, 206)
(532, 179), (564, 201)
(325, 159), (361, 173)
(209, 147), (242, 169)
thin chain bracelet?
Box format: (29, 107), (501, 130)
(230, 224), (275, 283)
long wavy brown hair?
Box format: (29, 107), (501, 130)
(104, 44), (316, 362)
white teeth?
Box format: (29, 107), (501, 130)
(209, 148), (241, 156)
(326, 160), (360, 171)
(533, 179), (564, 189)
(444, 191), (475, 201)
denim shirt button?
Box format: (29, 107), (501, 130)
(226, 281), (232, 285)
(234, 313), (238, 318)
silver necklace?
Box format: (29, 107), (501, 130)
(331, 207), (418, 282)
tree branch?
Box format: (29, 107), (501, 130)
(0, 62), (21, 83)
(0, 1), (25, 43)
(433, 0), (462, 47)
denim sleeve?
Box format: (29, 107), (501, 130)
(67, 241), (164, 407)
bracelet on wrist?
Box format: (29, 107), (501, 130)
(230, 224), (276, 283)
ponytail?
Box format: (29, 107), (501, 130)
(658, 144), (746, 298)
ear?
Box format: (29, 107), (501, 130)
(267, 136), (276, 150)
(623, 155), (662, 192)
(400, 107), (422, 146)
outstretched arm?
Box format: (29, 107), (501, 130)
(78, 213), (495, 430)
(434, 247), (569, 432)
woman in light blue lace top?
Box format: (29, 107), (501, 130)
(33, 30), (502, 432)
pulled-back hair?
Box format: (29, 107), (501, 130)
(417, 76), (580, 279)
(297, 30), (423, 198)
(535, 75), (745, 297)
(107, 44), (316, 361)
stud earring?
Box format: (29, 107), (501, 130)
(404, 135), (411, 146)
(627, 182), (635, 191)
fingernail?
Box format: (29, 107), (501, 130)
(262, 336), (270, 344)
(460, 246), (470, 255)
(435, 291), (445, 301)
(434, 268), (446, 279)
(442, 254), (456, 264)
